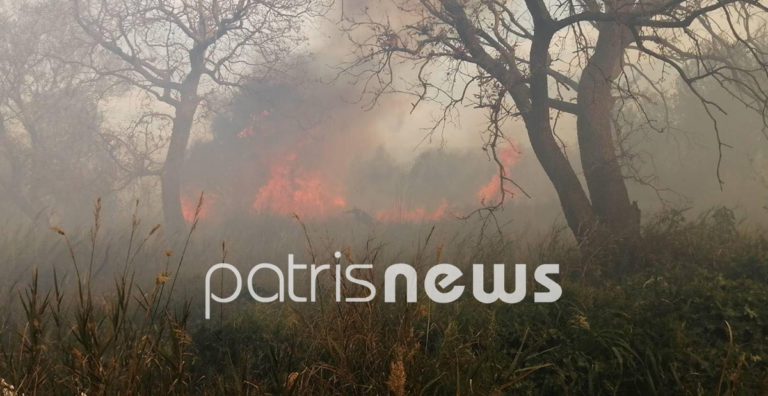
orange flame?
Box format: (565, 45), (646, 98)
(477, 144), (522, 204)
(181, 194), (212, 223)
(252, 153), (346, 219)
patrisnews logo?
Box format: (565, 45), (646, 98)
(204, 252), (561, 319)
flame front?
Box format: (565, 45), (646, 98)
(183, 120), (523, 224)
(252, 153), (347, 219)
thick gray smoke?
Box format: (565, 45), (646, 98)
(0, 0), (766, 237)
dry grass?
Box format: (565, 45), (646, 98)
(0, 204), (766, 395)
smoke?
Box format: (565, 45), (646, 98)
(0, 0), (766, 237)
(621, 78), (768, 219)
(182, 61), (523, 224)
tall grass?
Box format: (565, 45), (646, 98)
(0, 196), (204, 395)
(0, 204), (766, 395)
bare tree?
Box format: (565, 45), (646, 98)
(0, 0), (116, 224)
(343, 0), (768, 246)
(72, 0), (328, 230)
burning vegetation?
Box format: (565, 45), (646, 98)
(0, 0), (767, 394)
(181, 78), (523, 225)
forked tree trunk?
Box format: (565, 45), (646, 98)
(446, 0), (639, 247)
(444, 0), (601, 243)
(523, 34), (599, 242)
(576, 21), (641, 239)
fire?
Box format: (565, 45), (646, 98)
(181, 193), (212, 223)
(476, 179), (500, 204)
(476, 144), (522, 204)
(252, 153), (347, 219)
(184, 127), (523, 223)
(375, 200), (450, 223)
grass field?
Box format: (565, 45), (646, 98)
(0, 205), (766, 395)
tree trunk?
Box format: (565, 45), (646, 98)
(522, 34), (599, 242)
(161, 75), (201, 232)
(0, 118), (42, 222)
(522, 108), (599, 241)
(576, 21), (640, 239)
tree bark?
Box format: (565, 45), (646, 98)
(443, 0), (599, 243)
(576, 21), (641, 239)
(161, 45), (206, 232)
(161, 74), (202, 232)
(524, 33), (598, 241)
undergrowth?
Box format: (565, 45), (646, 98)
(0, 204), (766, 395)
